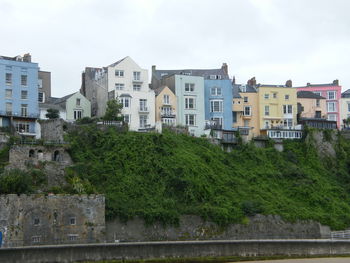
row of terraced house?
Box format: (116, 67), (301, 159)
(1, 54), (350, 142)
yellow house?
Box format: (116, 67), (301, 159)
(257, 82), (302, 139)
(154, 85), (177, 126)
(232, 84), (260, 139)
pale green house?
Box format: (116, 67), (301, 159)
(52, 92), (91, 122)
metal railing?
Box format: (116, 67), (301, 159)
(0, 110), (39, 118)
(331, 230), (350, 239)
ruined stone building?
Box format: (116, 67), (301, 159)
(0, 194), (105, 247)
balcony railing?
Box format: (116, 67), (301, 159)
(0, 110), (39, 118)
(205, 120), (222, 130)
(160, 111), (176, 118)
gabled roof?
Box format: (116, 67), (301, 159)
(297, 91), (326, 99)
(53, 93), (76, 104)
(342, 89), (350, 98)
(107, 56), (128, 68)
(153, 68), (229, 80)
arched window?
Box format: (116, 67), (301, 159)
(29, 149), (35, 158)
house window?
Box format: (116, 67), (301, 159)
(264, 94), (269, 99)
(283, 119), (293, 127)
(232, 112), (237, 123)
(139, 115), (148, 128)
(316, 99), (320, 107)
(133, 71), (141, 81)
(21, 75), (28, 86)
(115, 83), (124, 90)
(283, 105), (293, 114)
(209, 75), (221, 79)
(6, 73), (12, 85)
(163, 94), (170, 104)
(70, 217), (76, 225)
(347, 103), (350, 112)
(185, 83), (195, 92)
(185, 114), (196, 126)
(115, 70), (124, 77)
(16, 122), (30, 133)
(38, 92), (45, 103)
(76, 98), (81, 106)
(161, 107), (172, 116)
(5, 89), (12, 99)
(243, 106), (251, 116)
(264, 105), (270, 116)
(315, 111), (321, 118)
(32, 236), (41, 243)
(210, 100), (223, 112)
(327, 102), (336, 112)
(327, 91), (336, 100)
(21, 90), (28, 100)
(211, 87), (222, 96)
(244, 96), (248, 103)
(120, 97), (130, 108)
(6, 103), (12, 114)
(285, 94), (290, 100)
(133, 84), (141, 91)
(273, 93), (277, 98)
(74, 110), (82, 120)
(314, 91), (322, 96)
(21, 104), (28, 117)
(328, 114), (337, 121)
(33, 218), (40, 226)
(139, 99), (147, 111)
(38, 79), (43, 89)
(123, 114), (130, 123)
(68, 234), (78, 241)
(240, 85), (246, 92)
(185, 97), (196, 109)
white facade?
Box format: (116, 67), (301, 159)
(39, 108), (67, 121)
(107, 57), (155, 131)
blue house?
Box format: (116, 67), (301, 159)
(0, 54), (39, 137)
(204, 79), (234, 130)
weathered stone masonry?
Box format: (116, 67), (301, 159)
(0, 194), (105, 248)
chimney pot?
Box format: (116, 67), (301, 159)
(221, 63), (228, 75)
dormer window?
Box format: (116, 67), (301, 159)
(209, 75), (222, 80)
(240, 85), (246, 92)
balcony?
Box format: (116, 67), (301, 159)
(132, 78), (143, 84)
(160, 111), (176, 118)
(0, 110), (39, 119)
(205, 120), (222, 130)
(139, 107), (149, 113)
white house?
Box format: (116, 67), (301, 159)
(106, 57), (155, 131)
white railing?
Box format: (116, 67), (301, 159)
(331, 230), (350, 239)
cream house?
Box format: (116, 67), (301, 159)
(106, 57), (155, 131)
(154, 86), (177, 126)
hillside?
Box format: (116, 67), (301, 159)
(60, 125), (350, 230)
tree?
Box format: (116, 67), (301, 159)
(45, 108), (60, 119)
(103, 99), (123, 121)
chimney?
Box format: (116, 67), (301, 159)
(232, 76), (236, 85)
(307, 82), (311, 86)
(285, 80), (292, 87)
(333, 79), (339, 86)
(221, 63), (228, 75)
(23, 53), (31, 62)
(247, 77), (256, 86)
(152, 65), (156, 74)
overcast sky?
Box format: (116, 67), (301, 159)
(1, 0), (349, 97)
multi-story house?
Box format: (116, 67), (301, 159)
(296, 80), (342, 129)
(151, 63), (230, 137)
(106, 57), (155, 131)
(341, 89), (350, 127)
(154, 86), (177, 126)
(40, 92), (91, 122)
(297, 91), (336, 129)
(81, 67), (108, 118)
(0, 54), (39, 138)
(257, 81), (302, 139)
(232, 80), (260, 139)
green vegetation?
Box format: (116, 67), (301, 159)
(62, 125), (350, 230)
(45, 108), (60, 119)
(103, 99), (123, 121)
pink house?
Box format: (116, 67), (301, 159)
(297, 80), (342, 129)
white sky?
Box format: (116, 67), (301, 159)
(1, 0), (349, 97)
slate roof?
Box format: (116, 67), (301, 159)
(232, 84), (242, 99)
(342, 89), (350, 98)
(153, 68), (229, 80)
(107, 56), (128, 68)
(297, 91), (326, 99)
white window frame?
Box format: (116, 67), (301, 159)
(38, 92), (45, 103)
(123, 114), (130, 123)
(327, 91), (336, 100)
(5, 89), (12, 99)
(285, 94), (290, 100)
(264, 94), (269, 99)
(327, 114), (337, 121)
(243, 106), (251, 116)
(21, 104), (28, 117)
(74, 110), (82, 120)
(133, 84), (141, 91)
(6, 73), (12, 85)
(327, 101), (336, 112)
(211, 87), (222, 96)
(283, 119), (293, 127)
(139, 99), (147, 111)
(210, 100), (223, 112)
(115, 83), (124, 90)
(316, 99), (320, 107)
(264, 105), (269, 116)
(133, 71), (141, 81)
(120, 97), (130, 108)
(21, 75), (28, 86)
(185, 83), (195, 92)
(163, 94), (170, 104)
(115, 70), (124, 77)
(21, 90), (28, 100)
(244, 96), (248, 103)
(139, 115), (148, 128)
(283, 105), (293, 114)
(185, 114), (196, 126)
(185, 97), (196, 109)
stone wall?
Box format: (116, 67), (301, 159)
(6, 145), (72, 186)
(1, 239), (350, 263)
(0, 194), (105, 248)
(106, 214), (331, 242)
(39, 119), (65, 141)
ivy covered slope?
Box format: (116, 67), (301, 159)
(65, 126), (350, 230)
